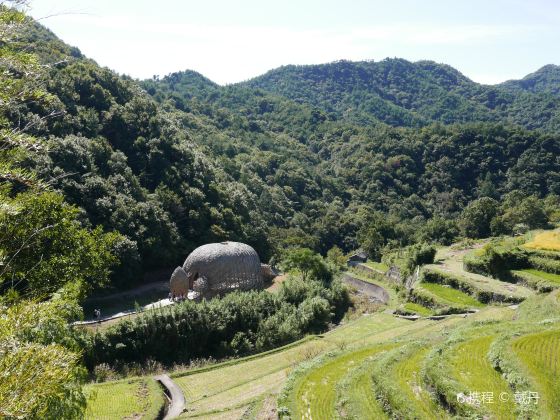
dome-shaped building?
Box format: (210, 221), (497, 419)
(170, 241), (264, 298)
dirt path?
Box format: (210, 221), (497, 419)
(74, 298), (176, 326)
(342, 273), (390, 303)
(154, 374), (186, 419)
(265, 274), (287, 292)
(427, 245), (533, 299)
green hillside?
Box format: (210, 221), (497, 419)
(240, 59), (560, 132)
(2, 2), (560, 418)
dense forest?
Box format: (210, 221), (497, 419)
(3, 17), (559, 294)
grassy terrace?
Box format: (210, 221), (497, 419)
(418, 281), (485, 307)
(84, 378), (164, 420)
(449, 335), (516, 418)
(391, 347), (446, 419)
(83, 241), (560, 419)
(512, 330), (560, 417)
(336, 357), (389, 419)
(427, 246), (534, 300)
(517, 268), (560, 285)
(363, 261), (389, 272)
(83, 297), (560, 419)
(524, 229), (560, 252)
(291, 345), (394, 419)
(172, 313), (411, 418)
(280, 309), (508, 419)
(172, 312), (465, 419)
(403, 302), (433, 316)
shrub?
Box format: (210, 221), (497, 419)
(463, 244), (530, 279)
(529, 256), (560, 274)
(84, 278), (350, 370)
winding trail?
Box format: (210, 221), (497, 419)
(154, 374), (186, 419)
(73, 298), (175, 326)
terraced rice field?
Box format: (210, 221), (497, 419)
(292, 346), (392, 419)
(175, 338), (328, 418)
(419, 282), (484, 307)
(427, 247), (534, 300)
(403, 302), (433, 316)
(511, 330), (560, 416)
(336, 358), (389, 419)
(524, 230), (560, 251)
(85, 250), (560, 420)
(174, 312), (463, 419)
(448, 335), (516, 418)
(84, 378), (164, 420)
(518, 269), (560, 285)
(174, 314), (410, 418)
(392, 347), (447, 419)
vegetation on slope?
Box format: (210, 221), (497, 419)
(524, 229), (560, 251)
(242, 59), (560, 132)
(84, 377), (164, 420)
(1, 1), (560, 417)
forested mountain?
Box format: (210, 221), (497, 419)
(500, 64), (560, 96)
(240, 59), (560, 132)
(5, 18), (560, 293)
(4, 5), (560, 417)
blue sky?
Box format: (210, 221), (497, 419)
(30, 0), (559, 85)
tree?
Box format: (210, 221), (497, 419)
(0, 190), (119, 299)
(326, 245), (347, 271)
(417, 217), (458, 245)
(459, 197), (499, 238)
(0, 287), (86, 418)
(281, 248), (331, 282)
(358, 212), (398, 260)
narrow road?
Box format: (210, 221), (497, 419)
(73, 298), (175, 326)
(342, 273), (390, 303)
(154, 374), (186, 419)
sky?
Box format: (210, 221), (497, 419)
(29, 0), (560, 85)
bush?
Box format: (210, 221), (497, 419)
(84, 278), (350, 370)
(529, 256), (560, 274)
(281, 248), (333, 283)
(463, 244), (530, 279)
(410, 244), (437, 266)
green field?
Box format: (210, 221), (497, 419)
(291, 346), (391, 419)
(85, 298), (559, 420)
(363, 261), (389, 272)
(448, 335), (516, 418)
(335, 357), (389, 419)
(403, 302), (433, 316)
(419, 281), (485, 307)
(83, 247), (560, 420)
(427, 245), (534, 300)
(519, 269), (560, 285)
(84, 378), (164, 420)
(512, 330), (560, 417)
(391, 347), (446, 419)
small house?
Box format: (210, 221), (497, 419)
(347, 250), (368, 267)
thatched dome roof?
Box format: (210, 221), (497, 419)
(171, 241), (263, 297)
(183, 241), (260, 270)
